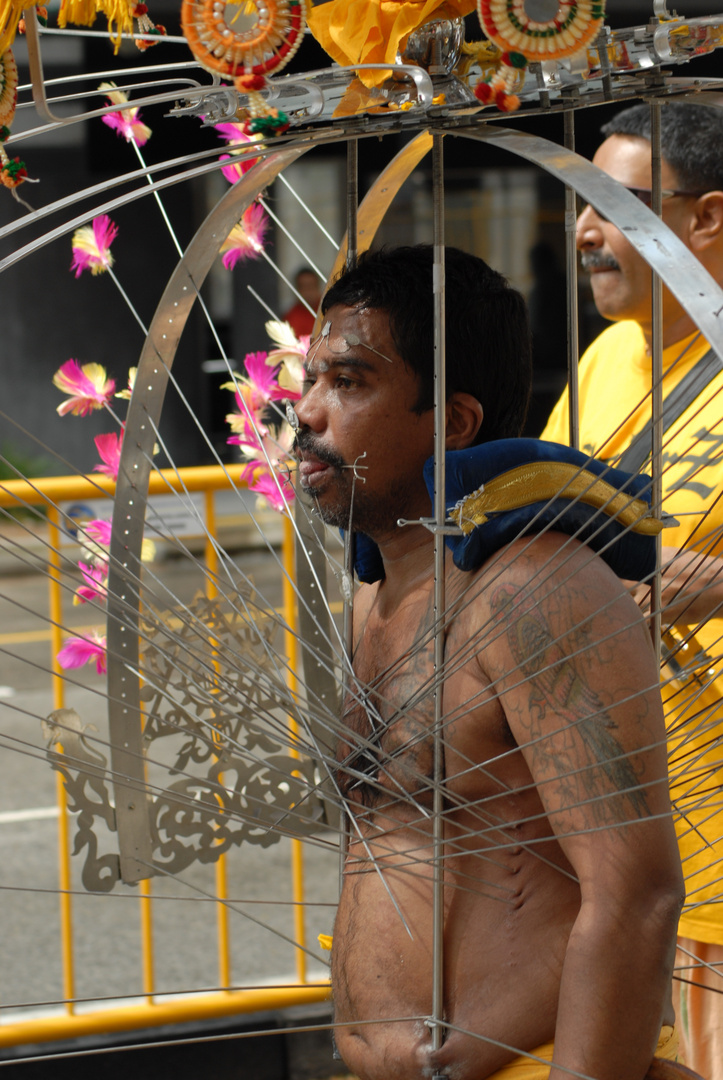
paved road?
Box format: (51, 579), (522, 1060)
(0, 519), (339, 1019)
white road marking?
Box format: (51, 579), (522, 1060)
(0, 807), (59, 824)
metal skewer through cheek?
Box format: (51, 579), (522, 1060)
(431, 131), (447, 1070)
(339, 138), (359, 893)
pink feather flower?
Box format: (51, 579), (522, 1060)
(57, 632), (108, 675)
(53, 360), (116, 417)
(115, 367), (137, 401)
(241, 462), (293, 513)
(220, 204), (269, 270)
(215, 123), (261, 182)
(84, 518), (113, 547)
(73, 562), (108, 605)
(227, 406), (267, 454)
(265, 320), (308, 397)
(70, 214), (118, 277)
(245, 351), (290, 407)
(80, 516), (155, 564)
(214, 121), (248, 145)
(100, 81), (152, 146)
(94, 430), (124, 480)
(220, 155), (249, 185)
(225, 354), (290, 453)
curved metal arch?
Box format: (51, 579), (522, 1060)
(106, 143), (311, 883)
(103, 116), (723, 884)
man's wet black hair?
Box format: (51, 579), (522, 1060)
(321, 245), (532, 445)
(601, 103), (723, 193)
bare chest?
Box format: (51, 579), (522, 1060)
(338, 602), (436, 808)
(337, 592), (517, 813)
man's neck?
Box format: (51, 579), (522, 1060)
(371, 524), (436, 612)
(640, 312), (698, 353)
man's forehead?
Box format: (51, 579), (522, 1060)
(324, 302), (390, 334)
(307, 303), (397, 367)
(594, 133), (676, 186)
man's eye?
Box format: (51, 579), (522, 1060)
(302, 378), (315, 393)
(336, 376), (355, 390)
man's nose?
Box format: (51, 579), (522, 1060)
(294, 385), (325, 434)
(576, 202), (605, 251)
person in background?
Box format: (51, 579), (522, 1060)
(282, 267), (323, 338)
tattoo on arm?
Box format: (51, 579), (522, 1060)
(490, 582), (651, 825)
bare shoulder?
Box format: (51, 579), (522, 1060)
(456, 530), (649, 658)
(477, 529), (632, 600)
(474, 531), (660, 696)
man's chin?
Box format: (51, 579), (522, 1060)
(298, 484), (352, 529)
(590, 274), (630, 321)
(314, 503), (352, 529)
(300, 480), (412, 537)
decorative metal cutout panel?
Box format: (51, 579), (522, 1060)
(44, 591), (328, 892)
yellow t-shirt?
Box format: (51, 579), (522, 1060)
(543, 320), (723, 945)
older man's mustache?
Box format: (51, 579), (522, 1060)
(581, 251), (621, 272)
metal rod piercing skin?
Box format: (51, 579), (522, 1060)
(650, 99), (664, 662)
(431, 131), (446, 1059)
(564, 109), (580, 451)
(339, 137), (360, 887)
(350, 452), (367, 482)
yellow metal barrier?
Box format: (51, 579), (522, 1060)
(0, 466), (331, 1046)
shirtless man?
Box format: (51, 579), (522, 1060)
(293, 245), (684, 1080)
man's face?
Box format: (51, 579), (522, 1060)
(577, 134), (698, 332)
(293, 304), (434, 538)
(296, 271), (321, 307)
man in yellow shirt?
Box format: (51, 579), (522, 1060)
(543, 102), (723, 1080)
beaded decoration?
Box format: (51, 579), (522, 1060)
(474, 0), (605, 110)
(0, 46), (17, 128)
(0, 47), (33, 202)
(16, 4), (47, 37)
(181, 0), (305, 80)
(181, 0), (305, 134)
(130, 2), (167, 50)
(1, 126), (32, 199)
(472, 48), (527, 111)
(477, 0), (605, 61)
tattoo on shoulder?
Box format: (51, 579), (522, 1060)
(490, 582), (651, 825)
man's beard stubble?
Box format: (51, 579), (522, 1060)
(293, 432), (419, 538)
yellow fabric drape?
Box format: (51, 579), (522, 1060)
(0, 0), (25, 53)
(487, 1027), (678, 1080)
(307, 0), (475, 86)
(57, 0), (134, 51)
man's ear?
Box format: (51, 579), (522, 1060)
(445, 392), (484, 450)
(688, 191), (723, 253)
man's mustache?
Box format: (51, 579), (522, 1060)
(293, 432), (347, 470)
(580, 251), (620, 272)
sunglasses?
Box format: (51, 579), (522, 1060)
(584, 186), (707, 222)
